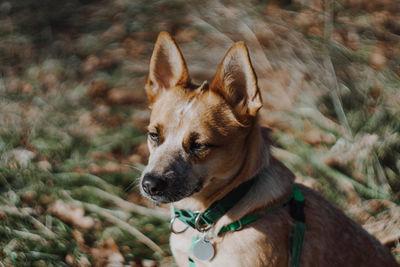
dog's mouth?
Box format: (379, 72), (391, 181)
(141, 175), (203, 204)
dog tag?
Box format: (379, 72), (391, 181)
(193, 236), (215, 261)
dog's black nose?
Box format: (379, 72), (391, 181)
(142, 174), (167, 196)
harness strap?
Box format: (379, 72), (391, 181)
(188, 237), (197, 267)
(289, 185), (306, 267)
(290, 221), (306, 267)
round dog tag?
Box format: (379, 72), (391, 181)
(193, 237), (215, 261)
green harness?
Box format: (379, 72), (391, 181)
(172, 179), (306, 267)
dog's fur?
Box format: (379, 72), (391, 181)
(140, 32), (398, 267)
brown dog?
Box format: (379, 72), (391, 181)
(140, 32), (398, 267)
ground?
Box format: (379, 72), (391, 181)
(0, 0), (399, 266)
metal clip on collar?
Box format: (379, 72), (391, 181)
(170, 213), (189, 234)
(195, 212), (213, 232)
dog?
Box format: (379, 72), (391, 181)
(140, 31), (398, 267)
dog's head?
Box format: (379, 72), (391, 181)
(140, 32), (263, 203)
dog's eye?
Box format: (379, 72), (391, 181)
(148, 132), (159, 144)
(190, 142), (209, 154)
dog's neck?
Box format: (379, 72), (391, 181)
(173, 123), (294, 213)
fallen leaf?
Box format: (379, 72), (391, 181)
(122, 38), (148, 57)
(107, 87), (146, 105)
(72, 229), (85, 245)
(128, 154), (142, 165)
(91, 238), (125, 267)
(0, 211), (7, 219)
(78, 112), (102, 136)
(37, 160), (52, 171)
(9, 148), (36, 168)
(89, 161), (130, 174)
(87, 80), (110, 98)
(20, 82), (34, 94)
(302, 122), (336, 145)
(48, 200), (95, 230)
(103, 161), (123, 173)
(100, 24), (126, 42)
(77, 255), (91, 267)
(369, 48), (387, 70)
(142, 259), (157, 267)
(82, 55), (101, 73)
(102, 48), (127, 64)
(38, 73), (57, 90)
(363, 205), (400, 246)
(65, 254), (75, 265)
(175, 28), (198, 43)
(89, 163), (103, 174)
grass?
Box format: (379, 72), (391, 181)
(0, 0), (399, 265)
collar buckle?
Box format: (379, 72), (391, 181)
(235, 219), (243, 231)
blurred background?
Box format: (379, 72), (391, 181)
(0, 0), (399, 266)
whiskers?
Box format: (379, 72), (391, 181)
(122, 164), (144, 192)
(122, 163), (144, 172)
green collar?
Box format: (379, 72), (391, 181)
(173, 177), (255, 232)
(219, 184), (304, 234)
(174, 181), (304, 235)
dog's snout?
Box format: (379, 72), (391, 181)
(142, 174), (167, 196)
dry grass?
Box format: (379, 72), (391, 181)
(0, 0), (399, 265)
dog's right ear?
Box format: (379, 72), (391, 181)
(145, 32), (190, 104)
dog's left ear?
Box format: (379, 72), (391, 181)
(145, 31), (190, 104)
(211, 42), (262, 118)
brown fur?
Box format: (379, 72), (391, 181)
(140, 32), (398, 267)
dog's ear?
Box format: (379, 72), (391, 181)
(210, 42), (262, 118)
(145, 31), (190, 104)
